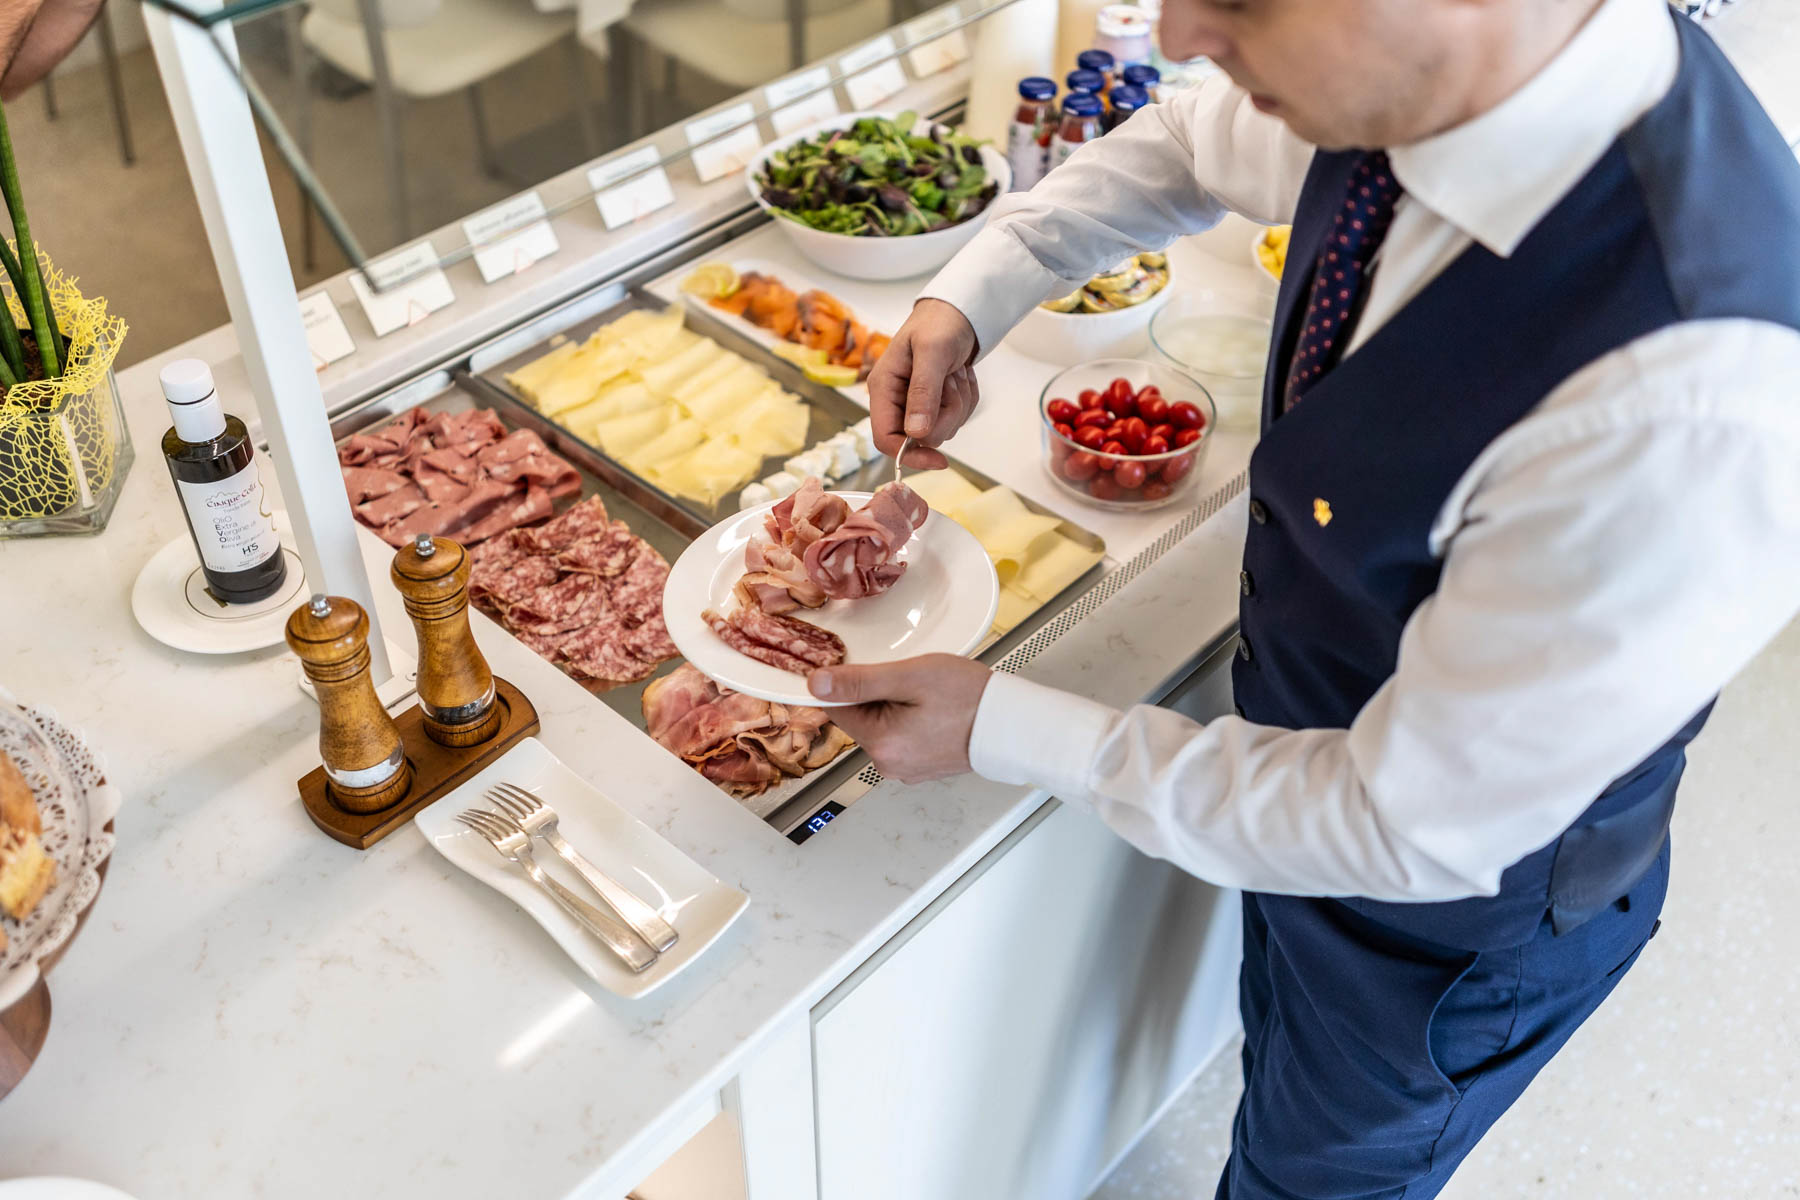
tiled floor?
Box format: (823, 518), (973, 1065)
(1092, 614), (1800, 1199)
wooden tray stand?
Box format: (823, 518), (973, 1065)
(299, 677), (539, 849)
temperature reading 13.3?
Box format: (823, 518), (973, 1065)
(788, 802), (844, 845)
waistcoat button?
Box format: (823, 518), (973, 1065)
(1249, 498), (1269, 525)
(1240, 569), (1254, 597)
(1237, 637), (1253, 663)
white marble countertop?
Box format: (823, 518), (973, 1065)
(0, 229), (1260, 1197)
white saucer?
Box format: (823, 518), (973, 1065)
(130, 510), (308, 654)
(663, 490), (999, 707)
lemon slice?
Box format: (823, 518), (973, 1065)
(681, 263), (740, 299)
(771, 343), (829, 368)
(803, 363), (860, 387)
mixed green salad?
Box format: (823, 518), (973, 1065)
(756, 112), (1000, 237)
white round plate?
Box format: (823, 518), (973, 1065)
(129, 510), (308, 655)
(0, 1181), (139, 1200)
(664, 491), (999, 707)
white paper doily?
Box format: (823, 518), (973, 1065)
(0, 685), (120, 1012)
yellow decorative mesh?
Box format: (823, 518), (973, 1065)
(0, 250), (129, 521)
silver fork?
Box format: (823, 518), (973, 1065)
(457, 809), (657, 973)
(486, 783), (679, 953)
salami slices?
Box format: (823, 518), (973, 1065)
(468, 495), (680, 690)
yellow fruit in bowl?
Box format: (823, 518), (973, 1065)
(1254, 226), (1290, 280)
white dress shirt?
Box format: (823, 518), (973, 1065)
(924, 0), (1800, 902)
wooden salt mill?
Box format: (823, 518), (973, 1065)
(285, 593), (412, 813)
(391, 533), (501, 747)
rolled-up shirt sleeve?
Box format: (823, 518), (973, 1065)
(921, 73), (1315, 356)
(970, 320), (1800, 899)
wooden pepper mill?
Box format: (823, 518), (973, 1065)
(391, 533), (501, 747)
(285, 593), (412, 814)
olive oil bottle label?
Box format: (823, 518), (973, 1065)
(176, 463), (280, 573)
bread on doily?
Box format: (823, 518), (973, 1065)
(0, 825), (53, 921)
(0, 750), (53, 924)
(0, 752), (39, 836)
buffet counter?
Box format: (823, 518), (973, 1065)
(0, 224), (1263, 1197)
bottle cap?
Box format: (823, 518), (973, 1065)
(1065, 69), (1106, 95)
(1018, 76), (1057, 101)
(1077, 49), (1116, 74)
(160, 358), (226, 443)
(1065, 93), (1105, 118)
(1109, 85), (1150, 115)
(1122, 64), (1161, 87)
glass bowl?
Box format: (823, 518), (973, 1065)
(1149, 287), (1275, 432)
(1039, 358), (1216, 512)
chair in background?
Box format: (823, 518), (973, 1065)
(41, 0), (135, 167)
(616, 0), (898, 133)
(298, 0), (599, 247)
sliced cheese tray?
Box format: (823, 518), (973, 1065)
(333, 288), (1108, 838)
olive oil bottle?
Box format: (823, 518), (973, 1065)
(160, 358), (288, 604)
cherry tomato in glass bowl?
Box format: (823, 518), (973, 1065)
(1136, 393), (1170, 423)
(1046, 398), (1080, 425)
(1104, 377), (1135, 414)
(1170, 400), (1206, 430)
(1099, 439), (1128, 469)
(1103, 420), (1128, 444)
(1161, 448), (1198, 483)
(1062, 450), (1101, 482)
(1120, 416), (1149, 453)
(1113, 460), (1148, 490)
(1073, 424), (1107, 450)
(1078, 388), (1103, 410)
(1174, 426), (1204, 448)
(1053, 421), (1075, 440)
(1135, 383), (1163, 404)
(1050, 432), (1073, 466)
(1149, 422), (1175, 444)
(1141, 434), (1170, 457)
(1089, 473), (1124, 501)
(1143, 479), (1173, 501)
(1075, 408), (1111, 430)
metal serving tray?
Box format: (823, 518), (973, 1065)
(331, 299), (1109, 837)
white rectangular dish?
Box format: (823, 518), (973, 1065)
(415, 737), (749, 999)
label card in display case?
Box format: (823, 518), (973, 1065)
(351, 241), (455, 337)
(298, 290), (355, 369)
(687, 102), (763, 183)
(841, 35), (908, 110)
(462, 191), (560, 283)
(902, 11), (970, 76)
(590, 147), (676, 231)
(766, 67), (841, 135)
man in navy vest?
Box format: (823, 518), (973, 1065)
(806, 0), (1800, 1194)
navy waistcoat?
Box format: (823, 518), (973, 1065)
(1233, 16), (1800, 950)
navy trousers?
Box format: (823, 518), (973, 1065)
(1215, 842), (1670, 1199)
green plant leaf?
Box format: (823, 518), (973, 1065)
(0, 103), (60, 379)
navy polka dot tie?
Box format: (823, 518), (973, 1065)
(1282, 150), (1404, 412)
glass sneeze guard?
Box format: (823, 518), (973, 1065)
(142, 0), (1024, 293)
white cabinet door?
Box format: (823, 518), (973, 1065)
(813, 719), (1243, 1200)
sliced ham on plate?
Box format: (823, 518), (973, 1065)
(803, 480), (929, 601)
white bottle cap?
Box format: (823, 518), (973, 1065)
(160, 358), (226, 442)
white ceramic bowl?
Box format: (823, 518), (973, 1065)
(1005, 280), (1173, 366)
(745, 111), (1011, 282)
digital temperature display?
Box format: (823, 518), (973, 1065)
(788, 802), (845, 845)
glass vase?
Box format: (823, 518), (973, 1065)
(0, 367), (135, 538)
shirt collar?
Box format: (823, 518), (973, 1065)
(1388, 0), (1680, 258)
